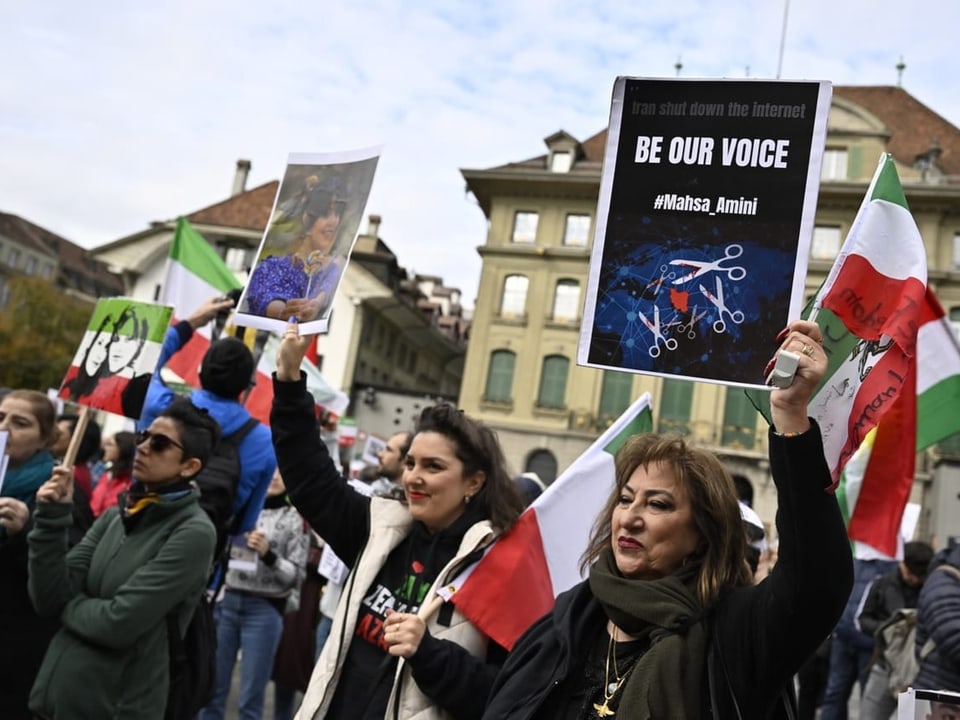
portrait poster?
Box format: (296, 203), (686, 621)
(234, 148), (381, 335)
(58, 298), (173, 419)
(578, 77), (831, 389)
(898, 688), (960, 720)
(361, 434), (387, 467)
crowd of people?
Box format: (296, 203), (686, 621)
(1, 306), (957, 720)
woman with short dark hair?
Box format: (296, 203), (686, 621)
(27, 398), (219, 719)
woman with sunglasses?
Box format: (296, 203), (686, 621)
(26, 398), (219, 720)
(271, 321), (525, 720)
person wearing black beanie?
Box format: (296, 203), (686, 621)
(199, 338), (256, 399)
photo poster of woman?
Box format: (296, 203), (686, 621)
(900, 689), (960, 720)
(58, 297), (173, 419)
(577, 77), (831, 389)
(233, 147), (381, 335)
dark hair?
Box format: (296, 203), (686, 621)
(57, 413), (103, 464)
(4, 390), (58, 447)
(414, 404), (523, 533)
(903, 541), (934, 578)
(731, 473), (754, 507)
(158, 398), (221, 473)
(111, 431), (137, 477)
(580, 433), (754, 607)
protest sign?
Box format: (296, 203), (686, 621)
(579, 77), (831, 388)
(234, 148), (380, 335)
(58, 298), (173, 419)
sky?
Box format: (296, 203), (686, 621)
(3, 0), (959, 309)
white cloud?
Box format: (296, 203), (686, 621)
(2, 0), (958, 306)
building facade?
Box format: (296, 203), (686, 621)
(92, 161), (466, 420)
(459, 86), (960, 543)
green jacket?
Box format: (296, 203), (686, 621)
(27, 488), (215, 720)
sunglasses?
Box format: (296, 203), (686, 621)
(135, 429), (185, 454)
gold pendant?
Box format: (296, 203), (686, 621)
(593, 700), (615, 717)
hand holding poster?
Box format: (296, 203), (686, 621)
(58, 298), (173, 419)
(234, 148), (380, 335)
(579, 78), (831, 388)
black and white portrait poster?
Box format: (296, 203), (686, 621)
(578, 77), (831, 388)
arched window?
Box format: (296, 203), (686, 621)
(484, 350), (516, 402)
(552, 279), (581, 321)
(500, 275), (529, 317)
(525, 449), (558, 485)
(537, 355), (569, 409)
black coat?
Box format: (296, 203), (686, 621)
(482, 424), (854, 720)
(915, 546), (960, 692)
(856, 568), (921, 639)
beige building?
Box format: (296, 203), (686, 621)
(459, 86), (960, 543)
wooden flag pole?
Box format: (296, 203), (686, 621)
(61, 405), (91, 471)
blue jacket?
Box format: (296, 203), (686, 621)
(915, 545), (960, 692)
(138, 322), (276, 534)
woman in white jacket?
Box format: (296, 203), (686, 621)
(271, 321), (524, 720)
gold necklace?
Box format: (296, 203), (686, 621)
(593, 628), (627, 718)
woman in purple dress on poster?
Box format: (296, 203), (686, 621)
(245, 179), (346, 323)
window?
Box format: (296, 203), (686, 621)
(658, 379), (693, 435)
(821, 149), (848, 180)
(525, 449), (558, 485)
(537, 355), (569, 409)
(225, 246), (252, 273)
(563, 214), (590, 247)
(599, 371), (633, 422)
(485, 350), (516, 402)
(500, 275), (529, 317)
(550, 151), (572, 173)
(721, 387), (756, 449)
(7, 247), (21, 268)
(950, 306), (960, 342)
(811, 225), (842, 260)
(953, 232), (960, 270)
(512, 212), (538, 244)
(24, 256), (37, 275)
(552, 279), (581, 321)
(41, 262), (53, 279)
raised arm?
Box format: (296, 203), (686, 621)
(271, 320), (371, 565)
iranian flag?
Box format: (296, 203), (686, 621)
(810, 153), (927, 488)
(438, 393), (653, 650)
(161, 217), (243, 386)
(839, 288), (960, 556)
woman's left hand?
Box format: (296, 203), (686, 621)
(0, 497), (30, 535)
(768, 320), (827, 435)
(35, 466), (74, 505)
(384, 609), (427, 658)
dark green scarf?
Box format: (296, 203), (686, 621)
(588, 548), (707, 719)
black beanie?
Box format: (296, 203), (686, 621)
(199, 338), (255, 398)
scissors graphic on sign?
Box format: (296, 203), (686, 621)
(677, 305), (708, 339)
(700, 277), (744, 334)
(669, 244), (746, 284)
(645, 264), (677, 297)
(638, 305), (678, 358)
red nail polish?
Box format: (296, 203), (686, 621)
(775, 326), (790, 342)
(763, 358), (776, 377)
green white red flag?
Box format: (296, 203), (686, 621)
(161, 217), (243, 386)
(810, 154), (927, 489)
(437, 393), (653, 650)
(839, 289), (960, 556)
